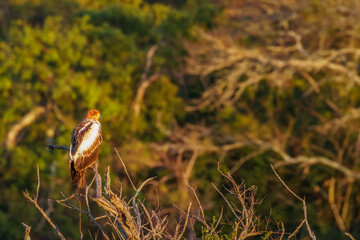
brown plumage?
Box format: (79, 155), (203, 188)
(69, 109), (102, 187)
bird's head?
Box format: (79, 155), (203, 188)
(86, 109), (101, 121)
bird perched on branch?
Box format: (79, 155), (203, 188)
(70, 109), (102, 197)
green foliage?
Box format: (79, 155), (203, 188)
(0, 0), (223, 239)
(261, 231), (273, 240)
(1, 0), (360, 239)
(201, 217), (232, 240)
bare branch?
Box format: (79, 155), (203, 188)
(140, 45), (158, 83)
(132, 177), (156, 234)
(271, 165), (316, 240)
(274, 155), (360, 180)
(133, 45), (160, 117)
(114, 148), (136, 191)
(185, 28), (360, 111)
(96, 167), (140, 240)
(174, 202), (192, 240)
(211, 182), (240, 219)
(23, 167), (66, 240)
(345, 232), (357, 240)
(45, 144), (70, 151)
(133, 73), (161, 117)
(6, 106), (46, 149)
(287, 219), (305, 239)
(22, 223), (31, 240)
(184, 150), (199, 181)
(187, 184), (209, 229)
(328, 178), (345, 231)
(35, 166), (40, 202)
(57, 193), (110, 240)
(154, 138), (360, 180)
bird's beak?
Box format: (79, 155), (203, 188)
(99, 114), (102, 120)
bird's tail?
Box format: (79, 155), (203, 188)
(71, 163), (86, 187)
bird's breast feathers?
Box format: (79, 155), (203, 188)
(77, 121), (101, 153)
(70, 120), (102, 160)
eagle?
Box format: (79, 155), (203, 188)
(69, 109), (102, 195)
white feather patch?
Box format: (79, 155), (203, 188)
(76, 121), (101, 157)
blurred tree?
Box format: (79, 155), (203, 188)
(2, 0), (360, 239)
(0, 0), (218, 239)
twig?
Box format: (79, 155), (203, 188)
(139, 203), (156, 239)
(328, 178), (345, 231)
(23, 167), (66, 240)
(279, 222), (285, 240)
(57, 193), (110, 240)
(287, 219), (305, 239)
(35, 166), (40, 202)
(79, 200), (83, 240)
(214, 206), (223, 230)
(132, 177), (156, 234)
(211, 183), (240, 219)
(85, 175), (96, 212)
(99, 167), (140, 240)
(45, 144), (70, 151)
(114, 148), (136, 191)
(271, 165), (316, 240)
(56, 193), (76, 203)
(345, 232), (357, 240)
(341, 179), (353, 222)
(229, 147), (268, 174)
(22, 223), (31, 240)
(187, 184), (210, 230)
(87, 230), (93, 240)
(172, 204), (206, 225)
(174, 202), (192, 240)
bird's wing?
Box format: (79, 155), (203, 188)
(70, 120), (102, 172)
(70, 120), (92, 157)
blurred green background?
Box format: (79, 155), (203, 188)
(1, 0), (360, 239)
